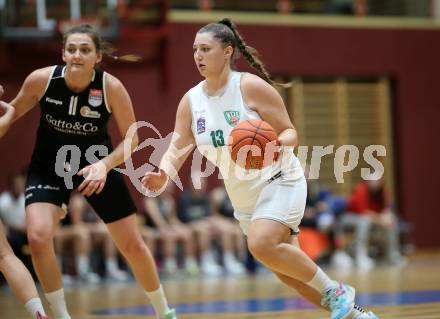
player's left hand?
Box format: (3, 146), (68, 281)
(77, 161), (108, 196)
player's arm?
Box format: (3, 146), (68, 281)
(159, 93), (196, 180)
(10, 67), (52, 121)
(0, 101), (15, 138)
(142, 93), (195, 192)
(101, 73), (139, 171)
(78, 74), (138, 196)
(0, 67), (50, 137)
(241, 73), (298, 147)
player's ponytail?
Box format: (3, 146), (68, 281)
(198, 19), (290, 88)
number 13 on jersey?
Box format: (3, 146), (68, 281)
(210, 129), (225, 147)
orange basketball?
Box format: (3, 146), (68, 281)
(229, 119), (280, 170)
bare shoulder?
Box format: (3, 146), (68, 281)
(26, 66), (53, 86)
(241, 72), (275, 94)
(104, 72), (124, 91)
(177, 92), (190, 113)
(240, 72), (280, 109)
(22, 66), (54, 97)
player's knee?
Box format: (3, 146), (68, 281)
(119, 236), (149, 259)
(247, 236), (276, 261)
(27, 228), (53, 252)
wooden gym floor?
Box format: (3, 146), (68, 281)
(1, 251), (440, 318)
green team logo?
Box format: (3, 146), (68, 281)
(223, 110), (240, 127)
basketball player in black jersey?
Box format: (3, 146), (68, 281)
(0, 88), (49, 319)
(0, 25), (177, 319)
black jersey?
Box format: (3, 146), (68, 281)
(31, 65), (113, 169)
(25, 65), (137, 223)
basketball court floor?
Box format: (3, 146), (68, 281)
(1, 251), (440, 318)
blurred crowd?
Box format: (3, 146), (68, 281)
(0, 167), (408, 287)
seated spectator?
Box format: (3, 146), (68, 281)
(137, 216), (158, 262)
(342, 176), (405, 270)
(56, 193), (129, 284)
(0, 172), (34, 275)
(178, 173), (245, 276)
(73, 194), (129, 282)
(209, 185), (247, 275)
(301, 167), (353, 269)
(143, 183), (199, 276)
(55, 195), (101, 284)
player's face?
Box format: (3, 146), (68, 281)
(193, 32), (232, 77)
(63, 33), (102, 72)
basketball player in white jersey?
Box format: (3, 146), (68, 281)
(143, 19), (379, 319)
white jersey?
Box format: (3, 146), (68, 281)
(188, 71), (303, 213)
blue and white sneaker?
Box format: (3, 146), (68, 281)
(322, 283), (356, 319)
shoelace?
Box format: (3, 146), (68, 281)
(354, 304), (367, 313)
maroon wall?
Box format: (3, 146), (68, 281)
(0, 22), (438, 247)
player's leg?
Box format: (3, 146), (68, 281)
(27, 203), (63, 292)
(246, 177), (354, 319)
(0, 221), (48, 318)
(248, 219), (354, 319)
(25, 167), (72, 319)
(26, 203), (71, 319)
(27, 203), (70, 319)
(272, 235), (379, 319)
(90, 222), (128, 281)
(106, 214), (176, 319)
(89, 170), (177, 319)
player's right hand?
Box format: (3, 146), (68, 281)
(0, 85), (4, 97)
(0, 101), (15, 138)
(141, 169), (169, 193)
(0, 100), (12, 112)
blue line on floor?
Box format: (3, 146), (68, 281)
(93, 290), (440, 315)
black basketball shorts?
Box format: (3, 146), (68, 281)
(25, 166), (137, 224)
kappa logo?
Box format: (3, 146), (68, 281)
(88, 89), (103, 107)
(80, 106), (101, 118)
(224, 110), (240, 127)
(45, 97), (63, 106)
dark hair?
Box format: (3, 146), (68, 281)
(63, 24), (141, 62)
(198, 18), (290, 88)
